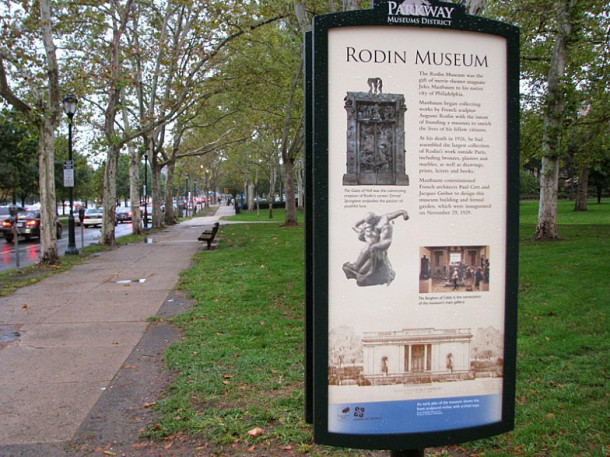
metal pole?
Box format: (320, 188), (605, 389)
(390, 450), (425, 457)
(65, 116), (78, 255)
(143, 153), (148, 229)
(80, 218), (84, 249)
(185, 174), (189, 217)
(13, 220), (19, 269)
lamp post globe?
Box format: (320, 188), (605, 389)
(63, 93), (79, 255)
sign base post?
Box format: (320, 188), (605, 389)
(390, 450), (425, 457)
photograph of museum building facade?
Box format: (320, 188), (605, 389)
(361, 328), (474, 385)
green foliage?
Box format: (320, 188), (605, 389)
(519, 169), (538, 199)
(0, 110), (38, 204)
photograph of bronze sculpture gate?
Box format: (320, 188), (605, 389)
(342, 79), (409, 186)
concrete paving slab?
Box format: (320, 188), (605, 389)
(0, 297), (65, 326)
(44, 293), (168, 323)
(18, 322), (148, 348)
(0, 381), (107, 444)
(0, 345), (133, 385)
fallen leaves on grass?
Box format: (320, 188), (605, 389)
(247, 427), (265, 438)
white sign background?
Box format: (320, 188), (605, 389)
(326, 26), (508, 414)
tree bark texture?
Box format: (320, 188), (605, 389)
(164, 161), (178, 225)
(283, 157), (298, 226)
(38, 118), (59, 264)
(535, 0), (574, 240)
(128, 149), (143, 235)
(37, 0), (61, 264)
(574, 166), (589, 211)
(101, 0), (134, 245)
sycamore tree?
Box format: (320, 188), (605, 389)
(55, 0), (286, 242)
(162, 100), (248, 224)
(217, 3), (314, 226)
(122, 0), (288, 231)
(486, 0), (609, 239)
(0, 0), (65, 263)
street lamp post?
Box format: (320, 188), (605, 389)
(63, 93), (78, 255)
(143, 153), (148, 229)
(185, 173), (190, 217)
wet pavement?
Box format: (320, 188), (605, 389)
(0, 205), (234, 451)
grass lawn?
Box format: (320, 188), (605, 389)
(152, 200), (608, 456)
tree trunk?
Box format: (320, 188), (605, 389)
(342, 0), (358, 11)
(535, 0), (573, 240)
(128, 149), (143, 235)
(461, 0), (486, 15)
(268, 166), (276, 219)
(574, 166), (589, 211)
(122, 89), (142, 235)
(296, 157), (304, 210)
(151, 153), (163, 228)
(247, 181), (254, 211)
(283, 157), (298, 226)
(165, 160), (178, 225)
(101, 0), (132, 246)
(38, 118), (60, 264)
(101, 146), (119, 246)
(37, 0), (61, 264)
(536, 157), (560, 239)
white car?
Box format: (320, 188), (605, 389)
(82, 208), (117, 228)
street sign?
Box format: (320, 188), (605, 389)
(63, 160), (74, 187)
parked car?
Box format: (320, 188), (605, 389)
(1, 211), (62, 243)
(82, 208), (118, 228)
(0, 205), (26, 238)
(82, 208), (103, 227)
(0, 205), (25, 217)
(116, 206), (132, 223)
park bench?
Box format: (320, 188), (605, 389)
(198, 222), (220, 250)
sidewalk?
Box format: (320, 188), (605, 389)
(0, 204), (234, 451)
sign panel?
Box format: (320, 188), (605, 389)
(63, 160), (74, 188)
(310, 1), (519, 450)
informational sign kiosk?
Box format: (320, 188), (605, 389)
(306, 0), (519, 452)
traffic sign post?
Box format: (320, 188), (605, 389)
(63, 160), (74, 188)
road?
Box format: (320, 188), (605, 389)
(0, 222), (136, 273)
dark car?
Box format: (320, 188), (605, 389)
(0, 205), (25, 218)
(116, 206), (132, 223)
(0, 206), (25, 237)
(1, 211), (63, 243)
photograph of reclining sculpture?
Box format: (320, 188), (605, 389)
(419, 245), (490, 293)
(328, 325), (503, 387)
(342, 209), (409, 287)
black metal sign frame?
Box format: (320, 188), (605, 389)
(307, 0), (519, 450)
